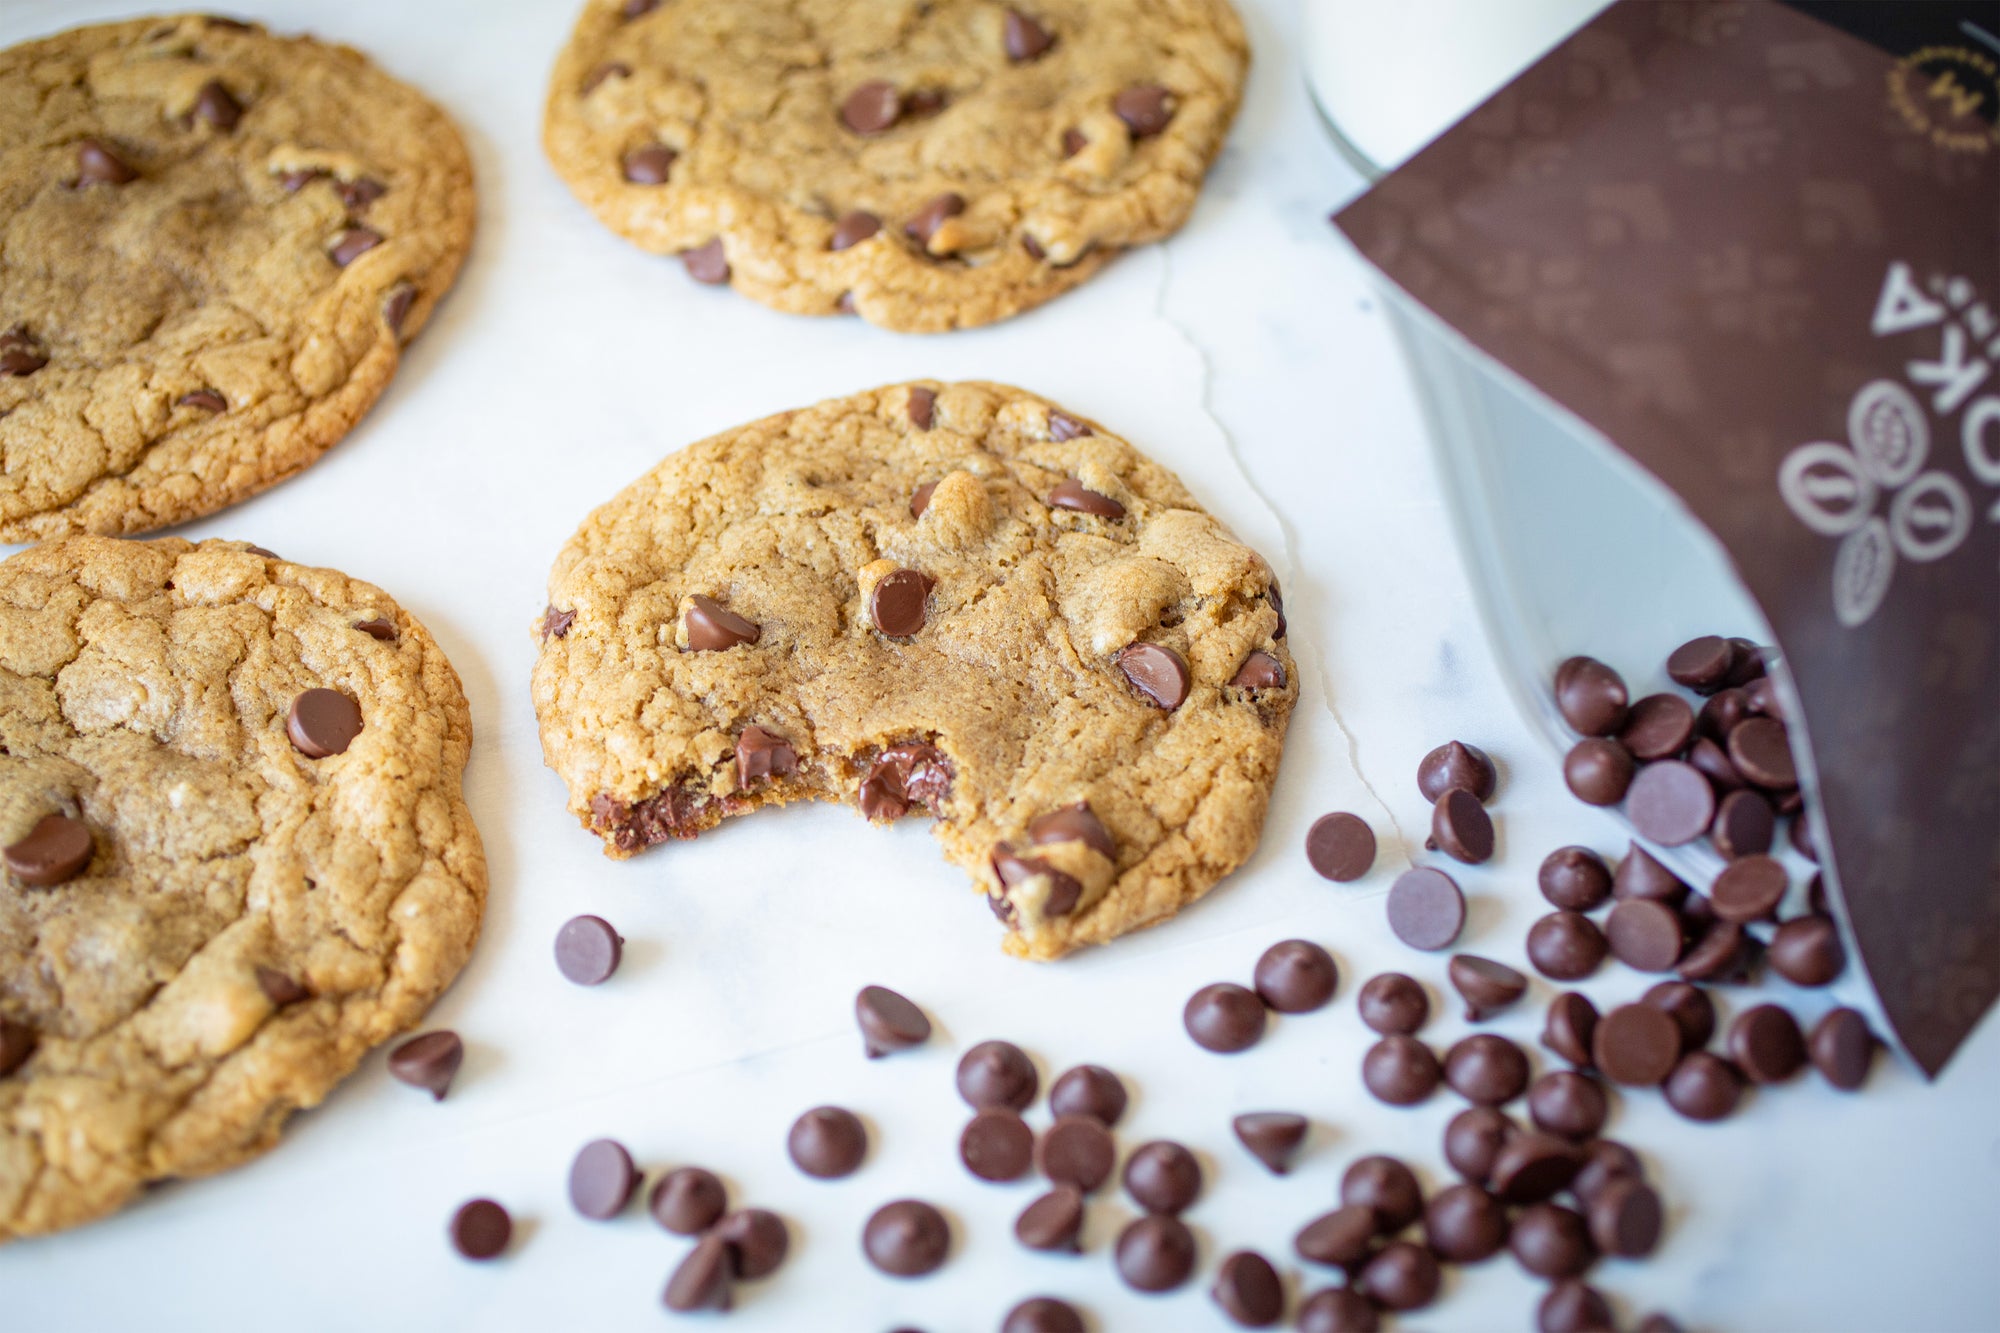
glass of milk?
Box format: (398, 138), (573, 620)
(1305, 0), (1614, 177)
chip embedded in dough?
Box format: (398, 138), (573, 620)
(0, 536), (486, 1242)
(0, 15), (476, 541)
(532, 381), (1294, 959)
(542, 0), (1249, 332)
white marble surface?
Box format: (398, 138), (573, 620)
(4, 2), (1996, 1330)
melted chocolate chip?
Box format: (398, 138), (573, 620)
(860, 742), (953, 820)
(831, 210), (882, 251)
(255, 966), (310, 1006)
(1003, 9), (1056, 61)
(329, 227), (383, 268)
(685, 594), (759, 650)
(192, 79), (243, 131)
(1113, 85), (1175, 137)
(904, 192), (965, 246)
(76, 139), (137, 186)
(841, 80), (903, 134)
(622, 144), (676, 183)
(870, 568), (933, 636)
(1048, 477), (1125, 517)
(1231, 651), (1286, 689)
(287, 688), (362, 758)
(540, 605), (576, 640)
(735, 725), (797, 787)
(682, 238), (729, 284)
(4, 814), (92, 887)
(1116, 642), (1189, 709)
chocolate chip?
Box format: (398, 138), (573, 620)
(1305, 811), (1375, 881)
(1538, 846), (1611, 910)
(841, 80), (903, 134)
(277, 167), (326, 191)
(713, 1208), (789, 1278)
(1423, 1183), (1509, 1263)
(1298, 1287), (1379, 1333)
(1526, 911), (1607, 981)
(831, 210), (882, 251)
(449, 1198), (511, 1260)
(1295, 1202), (1380, 1269)
(553, 914), (622, 985)
(1015, 1186), (1085, 1251)
(1113, 84), (1175, 137)
(685, 594), (759, 650)
(649, 1166), (726, 1235)
(1767, 914), (1845, 985)
(1418, 740), (1496, 802)
(788, 1105), (866, 1178)
(1510, 1202), (1595, 1278)
(1563, 738), (1633, 805)
(1593, 1003), (1681, 1086)
(909, 480), (937, 518)
(682, 237), (729, 284)
(862, 742), (954, 821)
(1185, 982), (1266, 1053)
(567, 1138), (638, 1219)
(1710, 788), (1775, 858)
(1541, 992), (1598, 1068)
(1038, 1113), (1115, 1190)
(1664, 1050), (1742, 1122)
(1728, 716), (1796, 789)
(1526, 1071), (1607, 1140)
(734, 724), (797, 788)
(1554, 656), (1628, 735)
(1358, 972), (1428, 1034)
(581, 61), (630, 93)
(386, 1030), (462, 1100)
(351, 617), (396, 641)
(1614, 842), (1687, 904)
(336, 177), (386, 211)
(961, 1108), (1035, 1182)
(1358, 1240), (1440, 1311)
(1449, 955), (1527, 1021)
(1336, 1154), (1419, 1231)
(1809, 1007), (1875, 1089)
(852, 984), (930, 1058)
(1695, 686), (1751, 742)
(1606, 898), (1685, 972)
(621, 144), (676, 183)
(255, 966), (309, 1006)
(4, 813), (92, 887)
(0, 325), (47, 377)
(1004, 1297), (1086, 1333)
(1744, 675), (1784, 719)
(1489, 1132), (1582, 1204)
(77, 138), (137, 185)
(1676, 919), (1758, 984)
(870, 568), (933, 636)
(1048, 409), (1093, 441)
(1004, 9), (1056, 61)
(1435, 1108), (1512, 1186)
(1445, 1033), (1530, 1106)
(1060, 127), (1088, 157)
(1385, 867), (1465, 950)
(1539, 1280), (1615, 1333)
(663, 1234), (733, 1312)
(1116, 642), (1189, 709)
(1642, 980), (1714, 1053)
(287, 688), (362, 758)
(1626, 760), (1715, 845)
(1728, 1004), (1806, 1083)
(1124, 1139), (1201, 1213)
(621, 0), (660, 17)
(905, 87), (948, 118)
(957, 1039), (1037, 1110)
(1587, 1176), (1662, 1259)
(1688, 735), (1744, 793)
(1232, 1112), (1308, 1175)
(904, 192), (965, 245)
(1212, 1250), (1284, 1327)
(1362, 1034), (1441, 1106)
(1570, 1139), (1644, 1205)
(863, 1199), (949, 1277)
(1048, 1064), (1126, 1125)
(1711, 854), (1787, 923)
(1230, 650), (1286, 690)
(328, 227), (382, 268)
(1622, 693), (1695, 760)
(1667, 634), (1736, 692)
(1116, 1214), (1196, 1291)
(1048, 477), (1124, 517)
(0, 1020), (35, 1078)
(1429, 788), (1494, 863)
(1255, 939), (1338, 1013)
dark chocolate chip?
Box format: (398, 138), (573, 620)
(904, 191), (965, 245)
(1526, 1071), (1607, 1140)
(1728, 716), (1796, 789)
(1295, 1203), (1380, 1269)
(1641, 981), (1714, 1054)
(1664, 1051), (1743, 1121)
(1305, 812), (1375, 881)
(1004, 1297), (1086, 1333)
(4, 814), (92, 887)
(1688, 735), (1745, 793)
(1554, 656), (1628, 735)
(1588, 1176), (1662, 1258)
(1185, 982), (1266, 1053)
(1212, 1249), (1285, 1327)
(1711, 854), (1787, 923)
(1710, 788), (1775, 858)
(1539, 846), (1612, 910)
(855, 984), (930, 1057)
(1116, 642), (1189, 709)
(909, 480), (938, 518)
(831, 210), (882, 251)
(621, 0), (660, 17)
(862, 1199), (949, 1277)
(961, 1108), (1035, 1182)
(336, 177), (386, 211)
(1340, 1154), (1421, 1230)
(1003, 9), (1056, 61)
(1230, 650), (1286, 690)
(841, 80), (903, 134)
(903, 387), (937, 433)
(663, 1234), (733, 1312)
(353, 617), (396, 641)
(1423, 1182), (1509, 1263)
(1676, 919), (1759, 984)
(1614, 842), (1688, 904)
(1048, 1063), (1127, 1125)
(1048, 410), (1092, 441)
(1444, 1033), (1530, 1106)
(1449, 955), (1527, 1021)
(1727, 1004), (1806, 1083)
(735, 724), (797, 787)
(1541, 992), (1599, 1068)
(554, 914), (622, 985)
(713, 1208), (789, 1279)
(1385, 867), (1465, 950)
(328, 227), (383, 267)
(0, 325), (47, 377)
(1418, 740), (1496, 802)
(1358, 972), (1428, 1035)
(1489, 1133), (1582, 1204)
(256, 966), (309, 1006)
(870, 568), (933, 636)
(1619, 693), (1694, 761)
(1625, 760), (1715, 845)
(685, 594), (759, 649)
(1606, 898), (1685, 972)
(1357, 1240), (1440, 1311)
(1123, 1139), (1201, 1213)
(788, 1105), (867, 1178)
(1255, 939), (1338, 1013)
(0, 1020), (35, 1078)
(1060, 127), (1088, 157)
(957, 1039), (1038, 1110)
(1510, 1202), (1596, 1278)
(1299, 1287), (1379, 1333)
(568, 1138), (638, 1219)
(621, 144), (676, 183)
(1443, 1106), (1518, 1185)
(649, 1166), (726, 1235)
(904, 87), (948, 118)
(1526, 911), (1607, 981)
(1667, 635), (1736, 693)
(1015, 1186), (1085, 1251)
(1233, 1112), (1308, 1175)
(449, 1198), (511, 1260)
(287, 688), (361, 758)
(1593, 1004), (1681, 1086)
(386, 1030), (462, 1100)
(1049, 477), (1124, 517)
(1038, 1114), (1115, 1191)
(1767, 914), (1845, 986)
(1563, 738), (1633, 805)
(77, 138), (137, 185)
(682, 238), (729, 284)
(1112, 85), (1175, 137)
(1570, 1139), (1644, 1206)
(1267, 580), (1287, 637)
(1362, 1034), (1441, 1106)
(1115, 1214), (1195, 1291)
(862, 742), (954, 821)
(1696, 686), (1751, 742)
(540, 605), (575, 640)
(1429, 788), (1495, 863)
(1539, 1281), (1615, 1333)
(1809, 1007), (1875, 1090)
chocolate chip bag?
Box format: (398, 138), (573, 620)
(1335, 0), (1999, 1074)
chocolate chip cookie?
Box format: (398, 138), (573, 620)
(532, 382), (1292, 959)
(0, 15), (475, 542)
(0, 536), (485, 1241)
(542, 1), (1248, 332)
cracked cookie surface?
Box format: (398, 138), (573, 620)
(0, 14), (475, 541)
(532, 381), (1292, 959)
(0, 535), (485, 1242)
(542, 0), (1247, 332)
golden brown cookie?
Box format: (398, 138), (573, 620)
(542, 0), (1248, 332)
(0, 536), (485, 1242)
(532, 382), (1293, 959)
(0, 15), (476, 541)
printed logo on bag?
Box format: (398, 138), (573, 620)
(1887, 44), (1999, 156)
